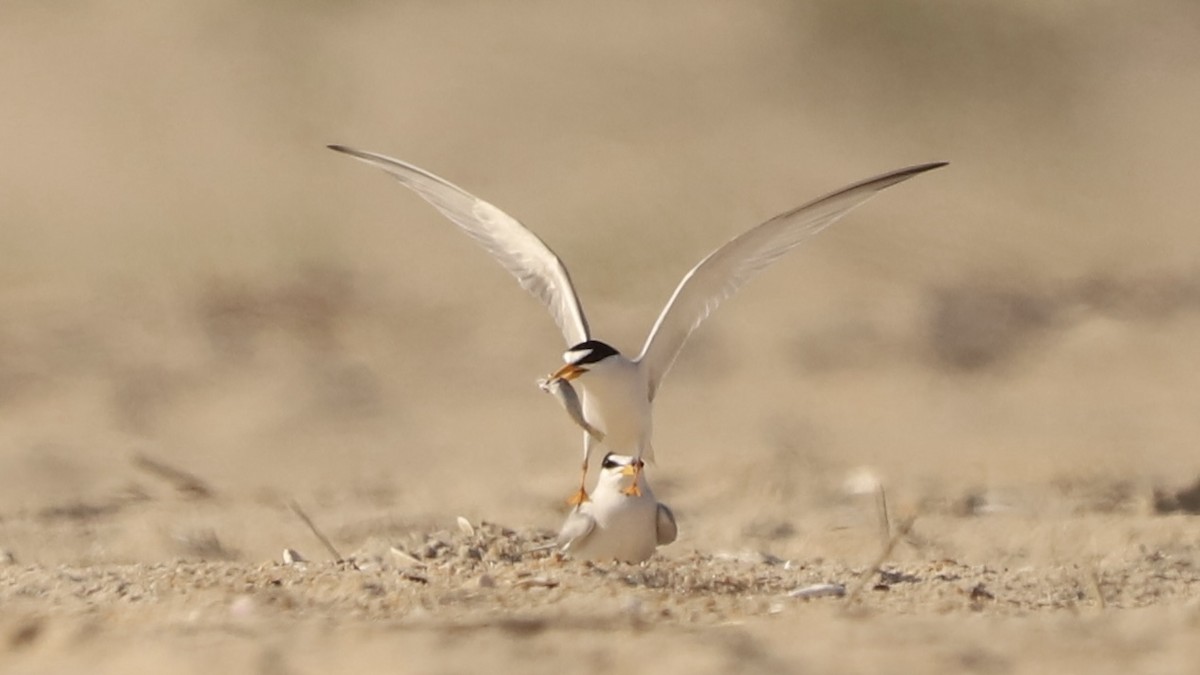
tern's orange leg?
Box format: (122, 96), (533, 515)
(567, 459), (590, 505)
(621, 460), (644, 497)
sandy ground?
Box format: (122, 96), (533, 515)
(3, 1), (1200, 673)
(3, 501), (1200, 674)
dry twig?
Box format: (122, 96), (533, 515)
(289, 501), (359, 570)
(131, 453), (214, 499)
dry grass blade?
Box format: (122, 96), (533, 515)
(173, 529), (240, 561)
(845, 514), (917, 605)
(131, 453), (214, 499)
(876, 484), (892, 543)
(1086, 564), (1107, 610)
(289, 501), (358, 569)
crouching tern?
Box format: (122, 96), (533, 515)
(328, 144), (946, 503)
(555, 453), (677, 563)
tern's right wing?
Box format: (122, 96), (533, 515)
(329, 145), (591, 347)
(556, 510), (596, 551)
(656, 503), (678, 545)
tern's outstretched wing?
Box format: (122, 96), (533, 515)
(556, 510), (596, 551)
(329, 145), (590, 347)
(636, 161), (947, 399)
(655, 503), (678, 545)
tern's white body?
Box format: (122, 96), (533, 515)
(576, 355), (654, 463)
(557, 454), (676, 563)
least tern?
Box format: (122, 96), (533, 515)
(555, 452), (676, 563)
(328, 144), (946, 502)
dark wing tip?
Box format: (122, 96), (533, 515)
(327, 144), (382, 165)
(824, 160), (949, 201)
(904, 160), (950, 176)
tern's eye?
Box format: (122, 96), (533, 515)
(601, 456), (619, 470)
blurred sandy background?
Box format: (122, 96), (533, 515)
(2, 1), (1200, 672)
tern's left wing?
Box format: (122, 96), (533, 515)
(329, 145), (591, 347)
(636, 161), (947, 400)
(556, 510), (596, 551)
(656, 503), (678, 545)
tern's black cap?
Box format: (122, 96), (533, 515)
(566, 340), (620, 365)
(600, 452), (623, 469)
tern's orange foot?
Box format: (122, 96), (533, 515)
(567, 488), (590, 506)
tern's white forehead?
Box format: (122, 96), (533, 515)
(563, 346), (592, 363)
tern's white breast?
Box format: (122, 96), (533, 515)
(572, 479), (660, 563)
(578, 357), (652, 457)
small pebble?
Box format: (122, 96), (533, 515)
(390, 547), (426, 568)
(457, 516), (475, 537)
(788, 583), (846, 600)
(230, 595), (255, 618)
(282, 548), (306, 564)
(477, 573), (496, 588)
(843, 466), (883, 495)
(513, 576), (559, 589)
(713, 550), (786, 566)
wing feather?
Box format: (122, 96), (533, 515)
(556, 510), (596, 551)
(655, 503), (678, 545)
(637, 161), (947, 399)
(329, 145), (590, 346)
